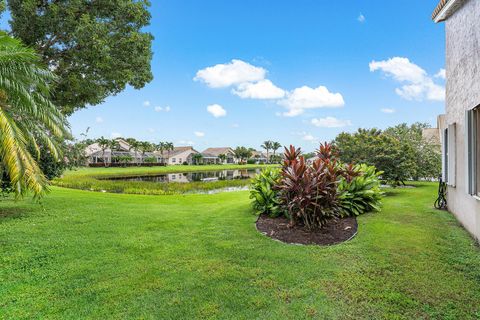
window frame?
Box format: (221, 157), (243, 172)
(466, 107), (479, 196)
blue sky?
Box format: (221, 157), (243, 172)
(9, 1), (447, 152)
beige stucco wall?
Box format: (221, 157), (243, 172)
(168, 150), (197, 165)
(445, 0), (480, 241)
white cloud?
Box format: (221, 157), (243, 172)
(435, 68), (446, 79)
(155, 105), (171, 112)
(278, 86), (345, 117)
(194, 59), (266, 88)
(143, 100), (151, 107)
(358, 14), (366, 23)
(178, 140), (194, 146)
(194, 131), (205, 137)
(369, 57), (445, 101)
(95, 116), (103, 123)
(207, 104), (227, 118)
(232, 79), (285, 99)
(302, 134), (316, 142)
(311, 117), (352, 128)
(111, 132), (122, 138)
(380, 108), (396, 114)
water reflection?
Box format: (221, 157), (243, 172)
(107, 169), (260, 183)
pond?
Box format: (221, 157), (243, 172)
(105, 169), (261, 183)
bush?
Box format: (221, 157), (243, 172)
(249, 168), (282, 217)
(247, 159), (256, 165)
(338, 164), (384, 217)
(277, 144), (341, 230)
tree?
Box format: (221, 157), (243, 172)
(333, 126), (432, 185)
(96, 137), (110, 167)
(218, 153), (227, 164)
(165, 142), (174, 165)
(192, 153), (203, 165)
(271, 141), (282, 161)
(384, 123), (441, 180)
(0, 32), (69, 197)
(126, 138), (141, 165)
(234, 147), (253, 164)
(261, 141), (273, 164)
(138, 141), (153, 164)
(7, 0), (154, 115)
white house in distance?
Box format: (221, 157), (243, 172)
(85, 138), (148, 164)
(433, 0), (480, 241)
(153, 146), (199, 165)
(201, 147), (238, 164)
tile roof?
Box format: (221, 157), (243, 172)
(201, 147), (234, 156)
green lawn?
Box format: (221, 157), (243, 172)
(52, 164), (277, 195)
(1, 183), (479, 319)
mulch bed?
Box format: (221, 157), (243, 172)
(256, 215), (357, 246)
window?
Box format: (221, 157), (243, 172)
(172, 158), (176, 163)
(466, 107), (479, 196)
(179, 158), (182, 163)
(443, 128), (448, 183)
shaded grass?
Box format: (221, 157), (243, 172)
(52, 164), (276, 195)
(0, 182), (479, 319)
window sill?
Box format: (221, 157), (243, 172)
(473, 195), (480, 202)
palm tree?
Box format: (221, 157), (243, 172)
(96, 137), (110, 167)
(0, 32), (69, 197)
(139, 141), (153, 164)
(165, 142), (174, 165)
(157, 142), (166, 164)
(108, 139), (120, 164)
(261, 141), (273, 163)
(218, 153), (227, 164)
(271, 141), (282, 163)
(192, 153), (203, 165)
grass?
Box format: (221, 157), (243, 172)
(0, 182), (479, 319)
(52, 164), (277, 195)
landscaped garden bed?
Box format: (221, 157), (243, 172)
(256, 214), (357, 245)
(250, 143), (383, 245)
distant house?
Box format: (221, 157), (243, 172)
(154, 146), (199, 165)
(201, 147), (238, 164)
(85, 140), (198, 166)
(433, 0), (480, 241)
(250, 151), (268, 164)
(85, 138), (147, 164)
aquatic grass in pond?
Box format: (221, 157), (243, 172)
(52, 164), (276, 195)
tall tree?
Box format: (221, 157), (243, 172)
(0, 32), (69, 197)
(96, 137), (110, 167)
(271, 141), (282, 160)
(7, 0), (154, 115)
(165, 142), (174, 165)
(261, 141), (273, 164)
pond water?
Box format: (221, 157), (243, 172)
(106, 169), (261, 183)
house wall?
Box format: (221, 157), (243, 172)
(445, 0), (480, 241)
(168, 150), (197, 165)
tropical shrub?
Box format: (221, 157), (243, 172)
(250, 168), (282, 217)
(277, 144), (341, 230)
(338, 164), (384, 217)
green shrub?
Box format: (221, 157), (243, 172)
(249, 168), (282, 217)
(247, 159), (256, 165)
(338, 164), (384, 217)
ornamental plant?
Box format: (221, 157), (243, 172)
(338, 164), (384, 217)
(277, 144), (341, 230)
(249, 168), (282, 217)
